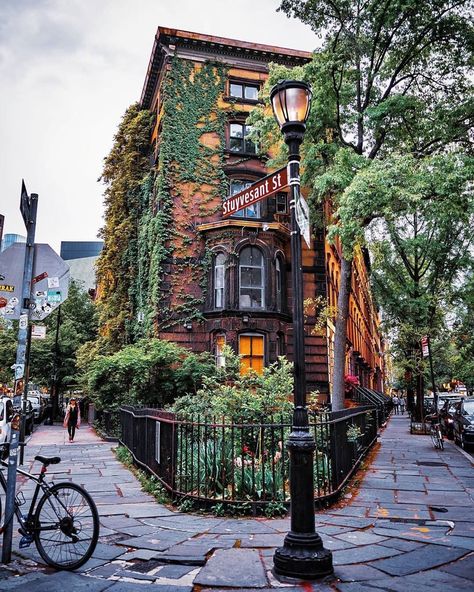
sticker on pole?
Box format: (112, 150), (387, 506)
(31, 325), (47, 339)
(421, 336), (429, 358)
(295, 196), (311, 247)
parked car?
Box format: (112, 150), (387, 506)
(13, 395), (35, 436)
(27, 395), (43, 423)
(439, 398), (461, 439)
(0, 396), (14, 457)
(453, 398), (474, 449)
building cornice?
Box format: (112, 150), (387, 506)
(140, 26), (313, 109)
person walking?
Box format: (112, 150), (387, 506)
(399, 395), (406, 414)
(392, 394), (400, 415)
(63, 398), (81, 442)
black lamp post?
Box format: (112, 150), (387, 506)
(270, 80), (333, 580)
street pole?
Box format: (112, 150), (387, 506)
(270, 81), (333, 580)
(2, 184), (37, 564)
(427, 336), (438, 415)
(50, 304), (61, 422)
(18, 323), (32, 465)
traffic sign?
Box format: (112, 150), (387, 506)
(223, 167), (289, 218)
(295, 196), (311, 248)
(20, 180), (31, 227)
(0, 243), (69, 320)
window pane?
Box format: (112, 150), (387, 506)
(230, 123), (243, 138)
(252, 336), (264, 355)
(251, 357), (264, 374)
(244, 139), (256, 154)
(240, 288), (262, 308)
(230, 83), (243, 98)
(276, 193), (287, 213)
(215, 334), (226, 367)
(215, 266), (224, 288)
(215, 288), (223, 308)
(244, 86), (258, 100)
(240, 335), (251, 355)
(230, 138), (243, 152)
(249, 203), (260, 217)
(230, 180), (251, 195)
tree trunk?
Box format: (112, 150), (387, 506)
(332, 256), (353, 411)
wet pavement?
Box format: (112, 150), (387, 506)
(1, 413), (473, 590)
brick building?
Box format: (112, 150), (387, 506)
(139, 27), (384, 401)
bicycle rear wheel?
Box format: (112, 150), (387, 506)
(33, 482), (99, 570)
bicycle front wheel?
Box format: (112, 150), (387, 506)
(34, 482), (99, 570)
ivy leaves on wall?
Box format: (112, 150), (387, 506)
(97, 59), (229, 348)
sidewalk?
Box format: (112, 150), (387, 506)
(1, 414), (473, 591)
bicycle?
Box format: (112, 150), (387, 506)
(0, 442), (99, 570)
(428, 418), (444, 450)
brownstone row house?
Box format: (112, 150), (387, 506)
(138, 27), (385, 403)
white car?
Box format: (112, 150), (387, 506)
(27, 395), (43, 422)
(0, 396), (14, 450)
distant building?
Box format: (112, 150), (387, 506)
(60, 241), (103, 295)
(1, 233), (26, 252)
(60, 241), (103, 261)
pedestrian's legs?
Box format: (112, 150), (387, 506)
(68, 423), (76, 441)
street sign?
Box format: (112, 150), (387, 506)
(421, 336), (429, 358)
(20, 180), (31, 227)
(295, 195), (311, 248)
(222, 166), (289, 218)
(31, 325), (47, 339)
(0, 243), (69, 320)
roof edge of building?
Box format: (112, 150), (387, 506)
(140, 26), (313, 109)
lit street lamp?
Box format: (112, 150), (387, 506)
(270, 80), (333, 580)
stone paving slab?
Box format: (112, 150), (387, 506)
(368, 544), (468, 576)
(194, 548), (268, 588)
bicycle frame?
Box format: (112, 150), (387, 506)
(0, 458), (51, 535)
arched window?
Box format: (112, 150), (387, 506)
(239, 246), (264, 309)
(214, 253), (226, 309)
(229, 179), (260, 219)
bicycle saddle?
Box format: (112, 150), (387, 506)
(35, 456), (61, 466)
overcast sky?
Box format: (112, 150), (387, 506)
(0, 0), (317, 253)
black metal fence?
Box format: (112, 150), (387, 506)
(120, 404), (377, 512)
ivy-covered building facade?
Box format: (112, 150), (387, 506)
(99, 27), (384, 402)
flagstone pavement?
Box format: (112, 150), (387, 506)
(1, 413), (473, 591)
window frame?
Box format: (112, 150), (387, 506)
(239, 246), (265, 310)
(213, 252), (226, 309)
(228, 179), (261, 219)
(228, 80), (260, 103)
(239, 333), (265, 375)
(228, 122), (256, 155)
(214, 333), (226, 368)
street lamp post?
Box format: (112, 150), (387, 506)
(270, 80), (333, 580)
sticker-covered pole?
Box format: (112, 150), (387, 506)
(2, 184), (37, 564)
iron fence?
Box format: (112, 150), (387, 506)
(120, 405), (377, 512)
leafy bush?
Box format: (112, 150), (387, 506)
(84, 338), (218, 410)
(172, 347), (293, 421)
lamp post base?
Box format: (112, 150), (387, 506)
(273, 531), (333, 580)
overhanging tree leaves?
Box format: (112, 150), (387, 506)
(276, 0), (473, 409)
